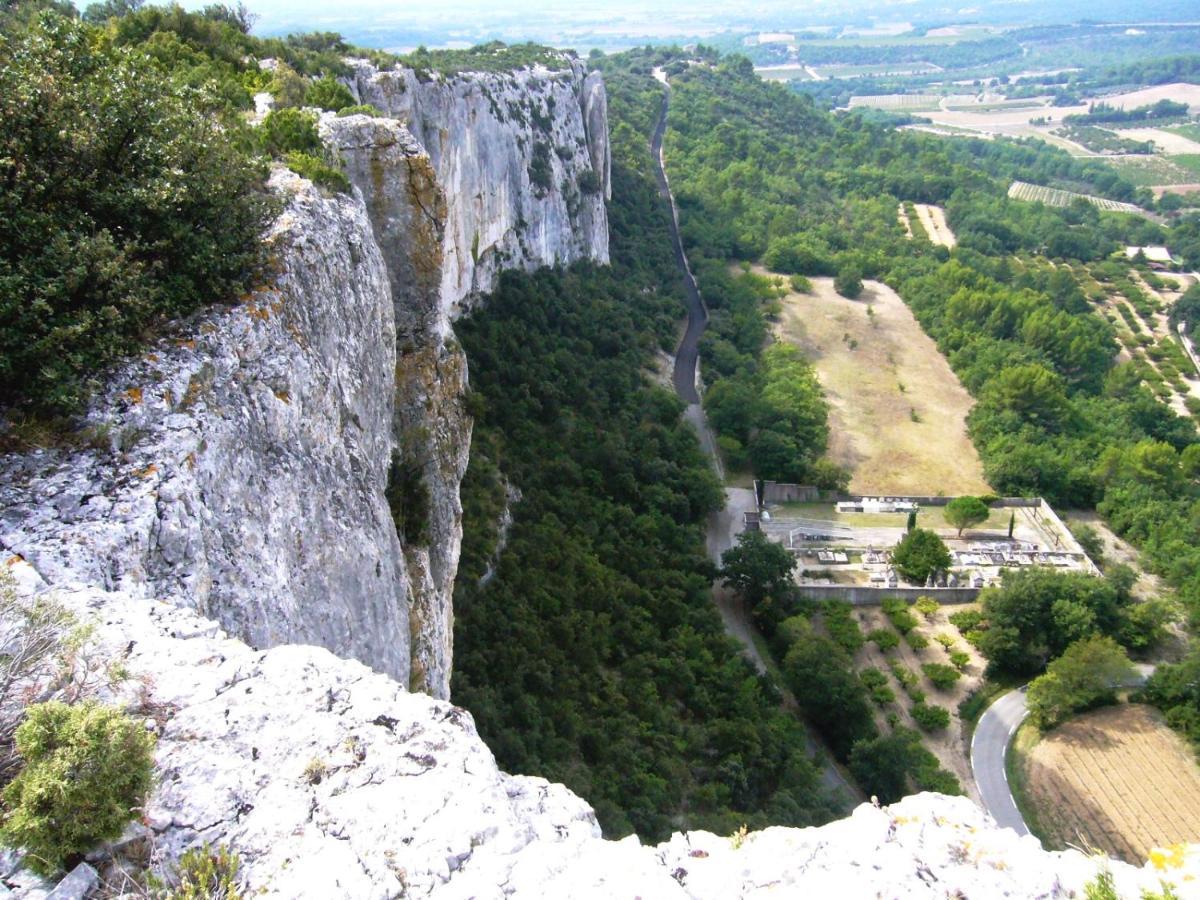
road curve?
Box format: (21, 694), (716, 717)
(971, 665), (1156, 836)
(970, 689), (1031, 835)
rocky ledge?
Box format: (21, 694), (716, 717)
(5, 557), (1196, 898)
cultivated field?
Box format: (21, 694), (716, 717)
(769, 270), (989, 495)
(1008, 180), (1142, 213)
(1114, 127), (1200, 156)
(1019, 704), (1200, 864)
(921, 84), (1200, 142)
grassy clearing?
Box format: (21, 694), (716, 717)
(770, 271), (989, 496)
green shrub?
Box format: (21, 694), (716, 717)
(822, 602), (864, 654)
(0, 15), (272, 412)
(259, 107), (321, 156)
(867, 628), (899, 652)
(881, 598), (918, 634)
(1, 702), (156, 875)
(834, 264), (863, 299)
(948, 609), (983, 633)
(578, 170), (603, 194)
(305, 75), (355, 111)
(151, 843), (244, 900)
(921, 662), (962, 691)
(905, 631), (929, 651)
(284, 152), (350, 193)
(914, 596), (939, 620)
(934, 633), (956, 650)
(870, 684), (896, 706)
(910, 702), (951, 732)
(336, 103), (383, 117)
(949, 650), (971, 671)
(859, 668), (888, 691)
(789, 274), (812, 293)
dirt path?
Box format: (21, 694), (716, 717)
(770, 271), (989, 495)
(913, 204), (956, 248)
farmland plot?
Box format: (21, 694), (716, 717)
(1008, 180), (1142, 214)
(1020, 704), (1200, 864)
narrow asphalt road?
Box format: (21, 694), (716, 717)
(650, 73), (863, 808)
(971, 689), (1031, 835)
(972, 665), (1155, 836)
(651, 82), (707, 404)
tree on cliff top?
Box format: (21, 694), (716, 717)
(0, 14), (272, 414)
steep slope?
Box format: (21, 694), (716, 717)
(0, 171), (413, 681)
(345, 57), (610, 317)
(0, 59), (611, 700)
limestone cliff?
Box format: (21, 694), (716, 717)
(0, 171), (414, 684)
(0, 59), (611, 700)
(344, 56), (611, 319)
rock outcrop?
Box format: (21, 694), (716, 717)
(0, 171), (415, 685)
(0, 58), (611, 700)
(8, 558), (1199, 898)
(344, 56), (611, 318)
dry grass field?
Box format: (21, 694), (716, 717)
(768, 269), (990, 495)
(1021, 704), (1200, 864)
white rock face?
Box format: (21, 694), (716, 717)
(0, 62), (611, 700)
(345, 56), (611, 321)
(10, 561), (1200, 899)
(0, 171), (415, 686)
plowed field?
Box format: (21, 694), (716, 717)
(1022, 704), (1200, 863)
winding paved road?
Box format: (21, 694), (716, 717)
(649, 72), (863, 807)
(971, 689), (1031, 835)
(651, 80), (707, 404)
(971, 665), (1156, 836)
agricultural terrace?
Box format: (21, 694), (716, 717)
(1014, 704), (1200, 864)
(1074, 262), (1200, 423)
(769, 271), (988, 495)
(843, 599), (987, 796)
(1008, 181), (1143, 214)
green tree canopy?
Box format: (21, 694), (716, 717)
(1025, 635), (1135, 730)
(833, 264), (864, 299)
(720, 529), (797, 612)
(0, 13), (271, 411)
(944, 496), (990, 537)
(891, 528), (951, 585)
(976, 568), (1129, 676)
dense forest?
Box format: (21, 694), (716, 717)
(449, 58), (843, 839)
